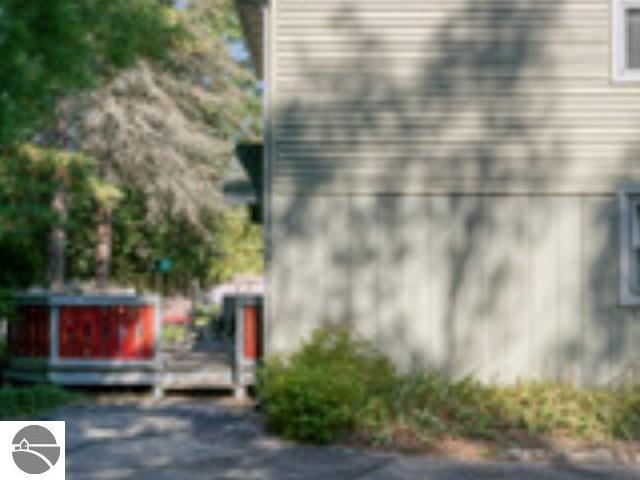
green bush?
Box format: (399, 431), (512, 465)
(257, 326), (396, 443)
(0, 385), (78, 419)
(192, 304), (220, 329)
(257, 326), (640, 447)
(162, 324), (188, 344)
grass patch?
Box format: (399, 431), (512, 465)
(0, 385), (79, 419)
(257, 326), (640, 448)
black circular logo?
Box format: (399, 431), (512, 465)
(12, 425), (61, 474)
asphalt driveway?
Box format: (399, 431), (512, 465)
(43, 397), (640, 480)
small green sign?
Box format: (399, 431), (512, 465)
(154, 258), (173, 273)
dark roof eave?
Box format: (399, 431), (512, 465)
(223, 142), (263, 207)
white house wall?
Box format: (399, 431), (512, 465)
(266, 0), (640, 385)
(269, 194), (640, 385)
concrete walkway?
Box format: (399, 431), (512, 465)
(43, 398), (640, 480)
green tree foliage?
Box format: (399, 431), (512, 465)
(0, 0), (180, 146)
(67, 0), (262, 289)
(0, 0), (262, 293)
(74, 0), (260, 225)
(209, 207), (262, 283)
(0, 0), (182, 289)
(0, 145), (94, 287)
(65, 191), (262, 292)
(66, 187), (216, 292)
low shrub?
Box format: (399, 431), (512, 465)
(162, 324), (188, 344)
(389, 374), (639, 442)
(257, 326), (396, 443)
(192, 304), (220, 326)
(612, 388), (640, 440)
(0, 385), (78, 419)
(258, 326), (640, 447)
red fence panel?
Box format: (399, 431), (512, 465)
(59, 306), (155, 360)
(140, 306), (155, 358)
(9, 306), (50, 357)
(242, 305), (262, 361)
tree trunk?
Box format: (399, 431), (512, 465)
(47, 101), (74, 291)
(95, 205), (112, 289)
(48, 188), (67, 290)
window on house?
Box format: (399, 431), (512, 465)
(613, 1), (640, 81)
(618, 186), (640, 304)
(628, 9), (640, 67)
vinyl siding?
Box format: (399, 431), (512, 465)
(270, 0), (640, 194)
(266, 0), (640, 385)
(269, 193), (640, 386)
